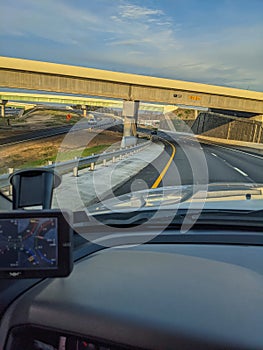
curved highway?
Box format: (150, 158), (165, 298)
(113, 130), (263, 198)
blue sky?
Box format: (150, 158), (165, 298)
(1, 0), (263, 91)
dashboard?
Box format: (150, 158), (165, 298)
(1, 232), (263, 350)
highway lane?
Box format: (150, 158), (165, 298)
(112, 131), (263, 198)
(201, 143), (263, 183)
(0, 125), (73, 146)
(112, 139), (176, 197)
(0, 118), (116, 146)
(169, 132), (263, 184)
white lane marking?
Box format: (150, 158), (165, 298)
(233, 167), (248, 176)
(202, 142), (263, 160)
(203, 142), (255, 182)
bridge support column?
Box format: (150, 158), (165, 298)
(194, 109), (200, 119)
(251, 115), (263, 123)
(121, 100), (139, 148)
(81, 105), (87, 117)
(1, 100), (8, 118)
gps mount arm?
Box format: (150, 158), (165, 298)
(9, 168), (61, 210)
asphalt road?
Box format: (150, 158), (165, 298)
(113, 130), (263, 197)
(0, 118), (115, 146)
(0, 125), (73, 146)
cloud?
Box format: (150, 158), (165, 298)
(106, 2), (179, 53)
(118, 4), (164, 19)
(0, 0), (263, 91)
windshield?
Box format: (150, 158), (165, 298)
(1, 1), (263, 246)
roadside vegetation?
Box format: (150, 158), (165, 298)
(0, 130), (122, 174)
(0, 107), (123, 173)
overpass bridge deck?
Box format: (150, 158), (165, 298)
(1, 56), (263, 114)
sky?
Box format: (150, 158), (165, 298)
(1, 0), (263, 91)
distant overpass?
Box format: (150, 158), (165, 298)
(5, 101), (35, 110)
(1, 56), (263, 114)
(0, 91), (178, 114)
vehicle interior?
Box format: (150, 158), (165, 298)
(0, 152), (263, 350)
(1, 1), (263, 350)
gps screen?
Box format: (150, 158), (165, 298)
(0, 217), (58, 270)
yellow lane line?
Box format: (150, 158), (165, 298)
(151, 140), (176, 189)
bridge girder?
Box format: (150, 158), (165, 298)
(1, 56), (263, 114)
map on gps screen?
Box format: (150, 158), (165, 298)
(0, 218), (58, 269)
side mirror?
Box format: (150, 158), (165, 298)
(9, 168), (61, 210)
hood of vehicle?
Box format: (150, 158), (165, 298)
(88, 183), (263, 214)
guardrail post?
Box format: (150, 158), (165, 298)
(73, 167), (78, 177)
(73, 157), (78, 177)
(8, 168), (14, 196)
(112, 156), (116, 163)
(103, 159), (107, 166)
(89, 153), (95, 169)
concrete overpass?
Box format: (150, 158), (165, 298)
(6, 101), (35, 110)
(1, 56), (263, 114)
(1, 56), (263, 145)
(0, 91), (178, 116)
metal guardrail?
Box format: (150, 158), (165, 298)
(0, 139), (151, 189)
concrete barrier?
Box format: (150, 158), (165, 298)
(197, 135), (263, 155)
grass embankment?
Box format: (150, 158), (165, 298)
(0, 130), (122, 174)
(22, 109), (82, 123)
(0, 109), (121, 173)
(20, 144), (111, 169)
(47, 111), (83, 125)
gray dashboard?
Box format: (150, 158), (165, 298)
(1, 243), (263, 349)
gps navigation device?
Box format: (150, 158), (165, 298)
(0, 210), (73, 279)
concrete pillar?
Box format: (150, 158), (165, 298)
(1, 104), (4, 118)
(163, 106), (178, 114)
(194, 109), (199, 119)
(1, 100), (8, 118)
(251, 115), (263, 123)
(121, 100), (139, 148)
(81, 105), (87, 117)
